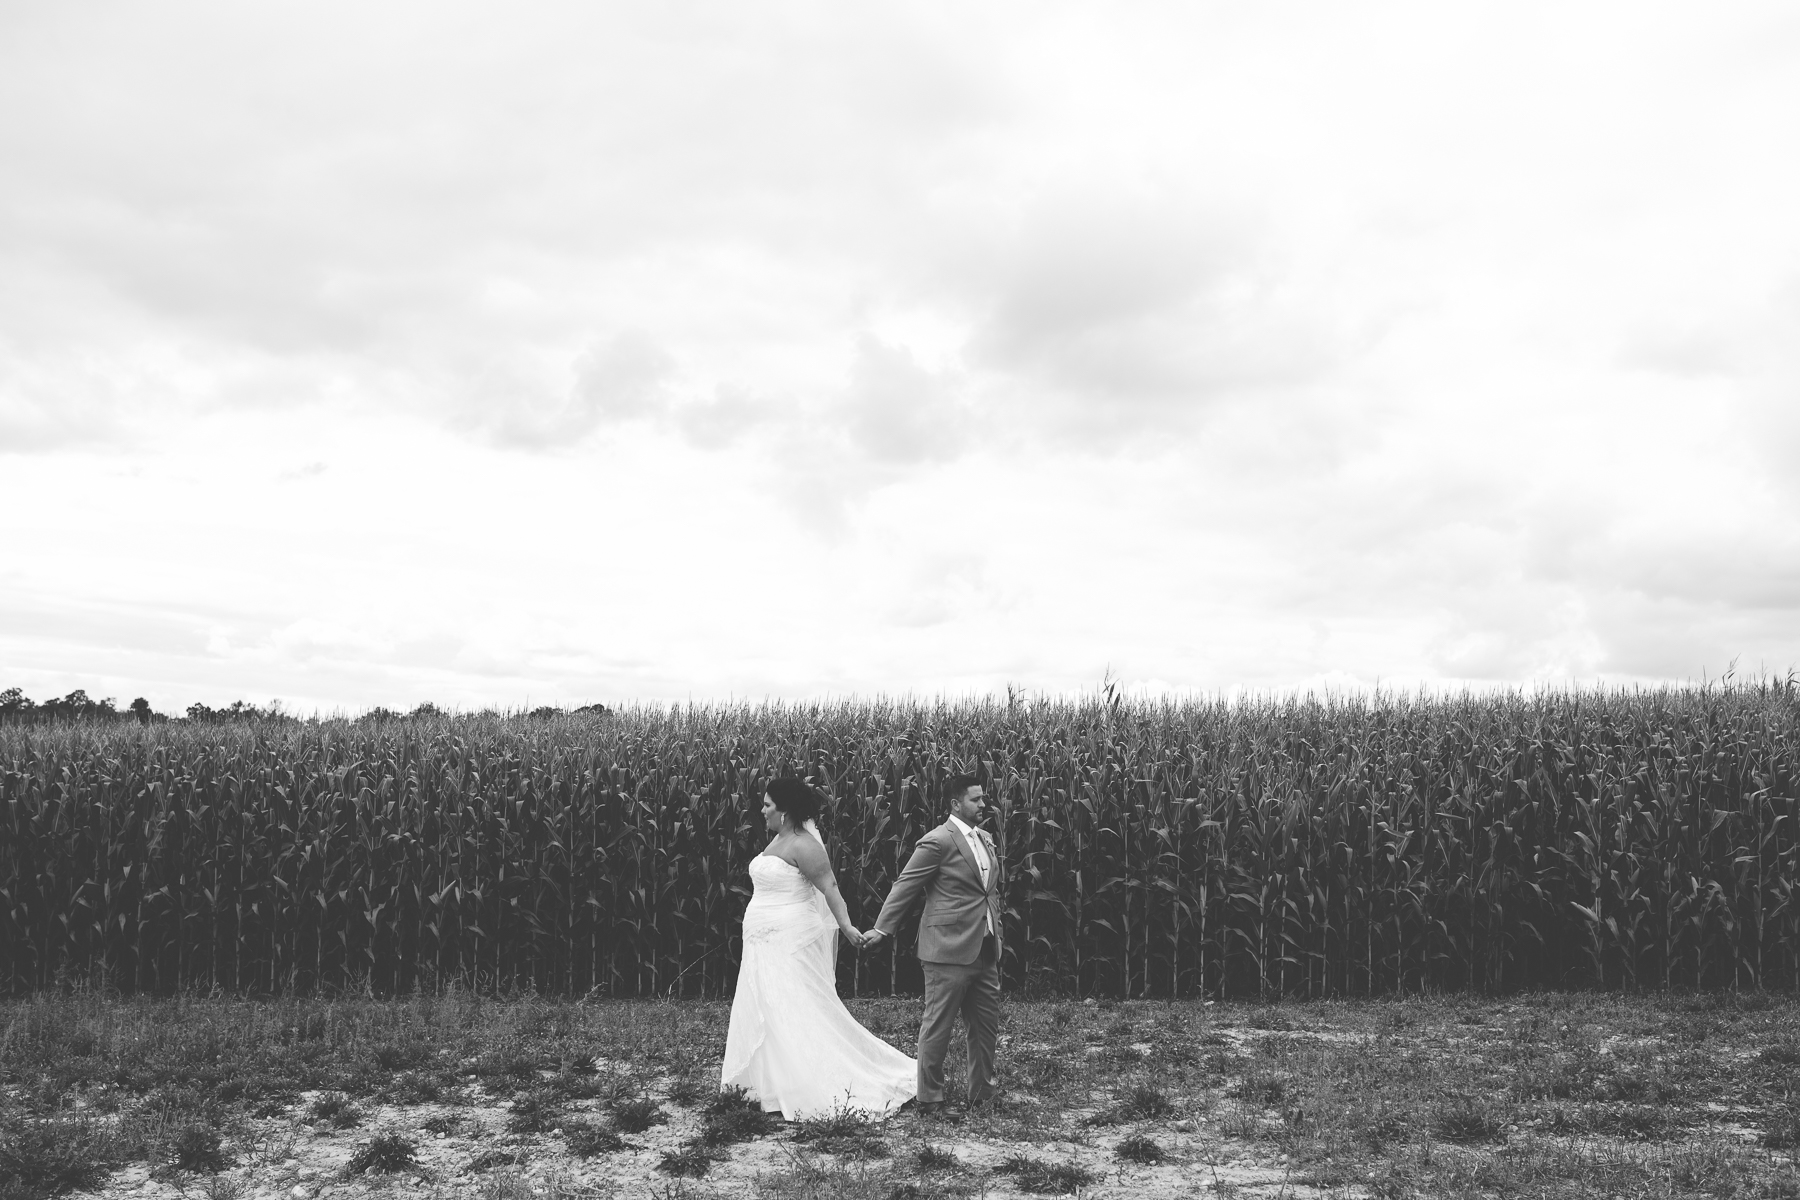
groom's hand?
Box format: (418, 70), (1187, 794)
(861, 928), (886, 947)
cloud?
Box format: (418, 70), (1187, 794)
(841, 336), (964, 464)
(5, 2), (1800, 707)
(489, 330), (676, 448)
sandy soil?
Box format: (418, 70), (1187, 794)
(63, 1070), (1328, 1200)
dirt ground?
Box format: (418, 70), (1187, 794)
(7, 992), (1800, 1200)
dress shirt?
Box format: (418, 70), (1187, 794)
(947, 814), (994, 934)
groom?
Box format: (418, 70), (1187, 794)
(863, 773), (1004, 1113)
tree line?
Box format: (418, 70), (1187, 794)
(0, 687), (609, 725)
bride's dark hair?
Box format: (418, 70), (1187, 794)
(765, 777), (825, 827)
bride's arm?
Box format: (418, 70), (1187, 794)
(791, 836), (865, 946)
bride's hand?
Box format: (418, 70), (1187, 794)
(842, 927), (866, 949)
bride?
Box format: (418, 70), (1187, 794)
(720, 777), (916, 1119)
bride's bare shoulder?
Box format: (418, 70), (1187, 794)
(790, 834), (829, 870)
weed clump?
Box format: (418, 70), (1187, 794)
(791, 1106), (887, 1158)
(995, 1155), (1095, 1195)
(0, 1118), (116, 1197)
(1575, 1104), (1682, 1141)
(664, 1076), (709, 1107)
(307, 1093), (362, 1129)
(1115, 1133), (1165, 1164)
(915, 1144), (962, 1172)
(656, 1146), (712, 1178)
(1115, 1086), (1175, 1121)
(344, 1133), (419, 1177)
(1228, 1066), (1288, 1106)
(610, 1097), (668, 1134)
(1765, 1107), (1800, 1151)
(167, 1125), (231, 1174)
(559, 1121), (626, 1158)
(694, 1087), (777, 1147)
(506, 1088), (564, 1134)
(377, 1071), (446, 1106)
(420, 1114), (462, 1136)
(465, 1149), (522, 1172)
(471, 1050), (540, 1096)
(370, 1044), (432, 1072)
(1763, 1041), (1800, 1068)
(1433, 1097), (1508, 1144)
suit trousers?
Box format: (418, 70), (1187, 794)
(916, 935), (1000, 1105)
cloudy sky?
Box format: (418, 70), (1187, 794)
(3, 2), (1798, 713)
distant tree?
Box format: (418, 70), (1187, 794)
(185, 699), (276, 723)
(528, 705), (563, 719)
(409, 702), (445, 719)
(37, 690), (118, 721)
(0, 688), (36, 722)
(573, 703), (611, 717)
(128, 697), (155, 725)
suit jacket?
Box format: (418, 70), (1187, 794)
(873, 820), (1005, 965)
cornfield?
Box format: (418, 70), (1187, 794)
(3, 684), (1798, 999)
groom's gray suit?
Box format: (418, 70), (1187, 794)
(872, 818), (1005, 1106)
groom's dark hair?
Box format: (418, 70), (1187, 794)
(766, 777), (825, 825)
(941, 773), (983, 805)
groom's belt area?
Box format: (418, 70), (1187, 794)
(923, 901), (996, 925)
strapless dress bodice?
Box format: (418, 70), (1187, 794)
(749, 855), (817, 906)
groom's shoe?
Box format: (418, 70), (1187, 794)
(912, 1100), (945, 1115)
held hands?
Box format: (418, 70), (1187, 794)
(840, 926), (867, 949)
(860, 928), (886, 948)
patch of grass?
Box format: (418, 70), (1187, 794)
(656, 1145), (713, 1178)
(611, 1097), (668, 1134)
(1763, 1039), (1800, 1068)
(306, 1093), (363, 1129)
(1121, 1086), (1174, 1120)
(698, 1106), (778, 1147)
(1227, 1065), (1289, 1106)
(1115, 1133), (1165, 1163)
(167, 1125), (231, 1174)
(370, 1043), (433, 1072)
(994, 1155), (1095, 1195)
(1355, 1105), (1416, 1153)
(1086, 1085), (1175, 1125)
(1433, 1097), (1508, 1144)
(1765, 1106), (1800, 1151)
(344, 1133), (420, 1176)
(1575, 1104), (1683, 1141)
(665, 1075), (709, 1107)
(0, 1117), (117, 1197)
(690, 1085), (779, 1148)
(560, 1120), (627, 1158)
(792, 1105), (880, 1152)
(915, 1144), (962, 1172)
(538, 1070), (609, 1104)
(506, 1087), (565, 1134)
(377, 1070), (448, 1106)
(466, 1149), (523, 1172)
(1017, 1053), (1073, 1090)
(420, 1113), (463, 1136)
(472, 1049), (541, 1096)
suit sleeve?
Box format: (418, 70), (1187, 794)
(873, 830), (947, 937)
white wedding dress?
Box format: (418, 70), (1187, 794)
(720, 838), (916, 1119)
